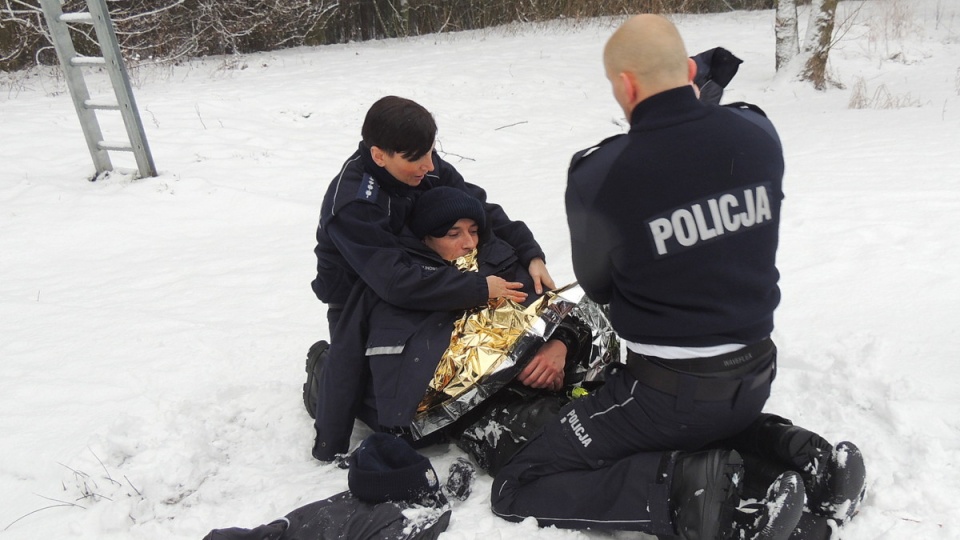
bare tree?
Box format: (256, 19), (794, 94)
(775, 0), (798, 71)
(775, 0), (839, 90)
(800, 0), (839, 89)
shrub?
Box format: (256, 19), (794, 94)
(1, 0), (775, 72)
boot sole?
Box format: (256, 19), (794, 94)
(753, 471), (805, 540)
(811, 441), (866, 522)
(302, 340), (330, 419)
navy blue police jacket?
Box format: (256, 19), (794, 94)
(311, 142), (544, 311)
(314, 231), (537, 461)
(565, 86), (784, 347)
(202, 491), (450, 540)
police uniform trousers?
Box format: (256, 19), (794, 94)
(490, 340), (777, 536)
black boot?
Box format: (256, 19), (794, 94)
(669, 449), (744, 540)
(728, 415), (866, 523)
(805, 441), (866, 523)
(735, 471), (805, 540)
(302, 340), (329, 419)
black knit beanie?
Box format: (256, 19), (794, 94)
(409, 186), (486, 239)
(347, 433), (440, 504)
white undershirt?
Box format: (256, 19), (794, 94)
(624, 340), (746, 360)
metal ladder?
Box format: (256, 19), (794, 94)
(39, 0), (157, 179)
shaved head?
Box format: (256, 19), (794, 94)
(603, 15), (693, 115)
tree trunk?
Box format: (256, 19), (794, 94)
(775, 0), (799, 71)
(399, 0), (410, 36)
(801, 0), (839, 90)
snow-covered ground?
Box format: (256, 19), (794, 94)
(2, 0), (959, 538)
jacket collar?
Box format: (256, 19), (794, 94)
(629, 85), (708, 132)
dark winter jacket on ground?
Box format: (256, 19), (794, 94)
(202, 493), (450, 540)
(205, 433), (452, 540)
(313, 230), (541, 461)
(310, 142), (544, 311)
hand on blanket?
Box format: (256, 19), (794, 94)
(518, 339), (567, 391)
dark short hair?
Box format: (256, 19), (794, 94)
(361, 96), (437, 161)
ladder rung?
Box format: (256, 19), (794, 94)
(98, 141), (133, 152)
(70, 56), (106, 66)
(59, 12), (94, 24)
(84, 98), (120, 110)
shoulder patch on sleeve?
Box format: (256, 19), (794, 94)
(570, 134), (623, 170)
(356, 173), (379, 203)
(723, 101), (768, 118)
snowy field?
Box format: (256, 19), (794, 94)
(1, 0), (959, 538)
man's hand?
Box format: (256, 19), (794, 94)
(527, 258), (555, 295)
(486, 275), (527, 303)
(518, 339), (567, 391)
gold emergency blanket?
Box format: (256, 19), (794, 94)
(413, 282), (583, 437)
(417, 294), (546, 414)
(452, 249), (479, 273)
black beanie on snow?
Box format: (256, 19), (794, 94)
(347, 433), (440, 504)
(409, 186), (486, 239)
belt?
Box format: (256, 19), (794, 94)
(624, 339), (776, 402)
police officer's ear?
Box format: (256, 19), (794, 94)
(688, 58), (701, 98)
(616, 71), (639, 106)
(369, 145), (389, 167)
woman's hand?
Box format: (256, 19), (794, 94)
(518, 339), (567, 391)
(486, 275), (527, 303)
(527, 258), (555, 295)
